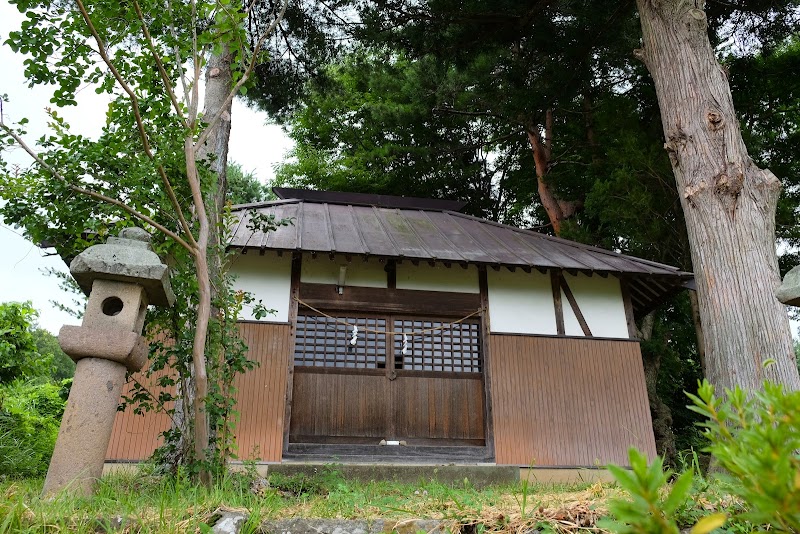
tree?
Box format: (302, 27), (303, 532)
(343, 0), (652, 236)
(227, 162), (272, 204)
(31, 329), (74, 382)
(0, 302), (48, 383)
(276, 51), (536, 222)
(633, 0), (800, 391)
(1, 0), (288, 483)
(727, 38), (800, 274)
(269, 0), (800, 394)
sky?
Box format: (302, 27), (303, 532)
(0, 3), (294, 332)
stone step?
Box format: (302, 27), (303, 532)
(265, 462), (519, 488)
(285, 442), (492, 463)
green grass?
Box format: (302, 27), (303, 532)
(0, 467), (613, 533)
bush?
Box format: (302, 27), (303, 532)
(604, 379), (800, 533)
(0, 380), (67, 478)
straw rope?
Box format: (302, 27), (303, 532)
(293, 296), (483, 336)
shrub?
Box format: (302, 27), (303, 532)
(0, 380), (67, 478)
(604, 379), (800, 533)
(687, 379), (800, 531)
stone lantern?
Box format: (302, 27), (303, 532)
(776, 266), (800, 306)
(42, 227), (174, 496)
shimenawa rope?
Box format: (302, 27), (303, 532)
(293, 296), (483, 336)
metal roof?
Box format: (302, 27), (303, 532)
(230, 196), (693, 316)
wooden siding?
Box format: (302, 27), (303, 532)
(234, 323), (292, 461)
(290, 371), (485, 443)
(291, 373), (389, 439)
(106, 323), (291, 462)
(106, 366), (173, 460)
(392, 375), (484, 440)
(490, 335), (656, 466)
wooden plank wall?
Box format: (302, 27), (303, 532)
(291, 373), (389, 439)
(233, 323), (291, 462)
(290, 372), (485, 442)
(106, 367), (173, 460)
(392, 376), (484, 441)
(106, 322), (291, 462)
(490, 335), (656, 467)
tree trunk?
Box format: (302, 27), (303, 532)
(687, 290), (707, 376)
(197, 45), (235, 471)
(526, 110), (581, 236)
(184, 137), (213, 486)
(163, 47), (234, 480)
(198, 44), (233, 220)
(638, 313), (677, 464)
(634, 0), (800, 392)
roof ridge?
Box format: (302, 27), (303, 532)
(272, 188), (467, 212)
(231, 199), (301, 210)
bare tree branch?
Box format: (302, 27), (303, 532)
(165, 0), (191, 104)
(188, 0), (201, 126)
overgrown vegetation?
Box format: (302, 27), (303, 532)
(0, 380), (68, 478)
(0, 301), (73, 478)
(0, 469), (620, 533)
(604, 379), (800, 533)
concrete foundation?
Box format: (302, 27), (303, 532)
(519, 467), (616, 485)
(265, 462), (519, 488)
(104, 461), (614, 486)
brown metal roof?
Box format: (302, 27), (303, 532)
(230, 197), (693, 316)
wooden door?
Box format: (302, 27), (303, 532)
(288, 312), (485, 446)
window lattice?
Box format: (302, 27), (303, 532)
(392, 319), (482, 373)
(294, 314), (387, 368)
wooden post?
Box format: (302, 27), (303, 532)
(560, 276), (593, 337)
(550, 269), (565, 336)
(478, 267), (496, 461)
(282, 252), (302, 455)
(386, 259), (397, 289)
(620, 278), (638, 339)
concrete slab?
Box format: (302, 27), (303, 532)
(103, 462), (615, 487)
(264, 463), (519, 488)
(520, 467), (615, 485)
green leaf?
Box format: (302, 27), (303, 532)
(690, 513), (726, 534)
(607, 463), (640, 495)
(662, 469), (693, 514)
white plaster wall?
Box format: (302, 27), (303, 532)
(487, 269), (557, 335)
(396, 263), (479, 293)
(562, 273), (628, 338)
(229, 252), (292, 322)
(300, 254), (387, 288)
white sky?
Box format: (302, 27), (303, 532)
(0, 3), (293, 332)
